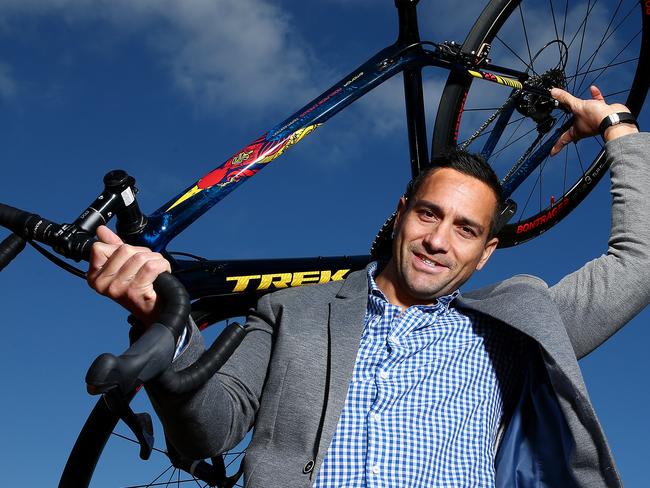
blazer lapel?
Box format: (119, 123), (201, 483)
(314, 269), (368, 470)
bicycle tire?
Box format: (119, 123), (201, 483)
(431, 0), (650, 247)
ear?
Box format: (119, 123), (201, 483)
(476, 236), (498, 270)
(392, 196), (408, 234)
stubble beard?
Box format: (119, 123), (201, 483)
(397, 244), (457, 301)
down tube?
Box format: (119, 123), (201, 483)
(132, 44), (430, 251)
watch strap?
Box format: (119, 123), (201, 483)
(598, 112), (639, 135)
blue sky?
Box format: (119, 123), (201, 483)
(0, 0), (648, 486)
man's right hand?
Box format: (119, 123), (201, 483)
(87, 225), (171, 327)
(550, 85), (638, 156)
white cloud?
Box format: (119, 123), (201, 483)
(0, 0), (319, 114)
(0, 0), (458, 140)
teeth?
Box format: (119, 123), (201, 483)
(421, 256), (436, 266)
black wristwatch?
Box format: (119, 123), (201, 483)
(598, 112), (639, 138)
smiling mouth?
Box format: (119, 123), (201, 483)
(414, 253), (448, 269)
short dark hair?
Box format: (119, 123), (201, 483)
(404, 148), (504, 238)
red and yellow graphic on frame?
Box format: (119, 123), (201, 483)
(166, 124), (320, 211)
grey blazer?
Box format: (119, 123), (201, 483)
(150, 133), (650, 487)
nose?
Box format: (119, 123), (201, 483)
(422, 221), (451, 254)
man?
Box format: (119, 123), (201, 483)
(88, 86), (649, 487)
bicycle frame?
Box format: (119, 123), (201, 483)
(111, 0), (546, 304)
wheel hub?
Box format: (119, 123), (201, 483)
(515, 40), (569, 133)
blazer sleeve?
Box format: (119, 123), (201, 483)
(145, 292), (275, 460)
(550, 132), (650, 359)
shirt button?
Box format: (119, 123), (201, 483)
(372, 465), (380, 474)
(379, 370), (389, 379)
(390, 337), (400, 346)
(370, 412), (380, 422)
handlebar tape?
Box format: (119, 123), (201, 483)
(0, 203), (62, 243)
(86, 272), (191, 395)
(88, 282), (247, 395)
(153, 322), (247, 394)
(0, 203), (93, 261)
(0, 233), (26, 271)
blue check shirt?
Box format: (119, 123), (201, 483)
(313, 262), (521, 487)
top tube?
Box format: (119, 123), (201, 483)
(132, 43), (435, 251)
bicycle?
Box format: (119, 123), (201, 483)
(0, 0), (648, 486)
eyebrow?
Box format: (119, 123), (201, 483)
(413, 199), (486, 235)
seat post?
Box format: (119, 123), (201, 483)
(395, 0), (421, 46)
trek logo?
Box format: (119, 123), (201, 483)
(516, 198), (569, 234)
(226, 269), (350, 292)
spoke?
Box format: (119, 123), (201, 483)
(571, 0), (593, 94)
(562, 0), (569, 42)
(123, 479), (201, 488)
(518, 3), (535, 71)
(583, 29), (641, 94)
(121, 464), (175, 488)
(564, 0), (599, 53)
(462, 107), (505, 112)
(459, 115), (527, 148)
(564, 57), (638, 82)
(478, 116), (528, 135)
(573, 141), (586, 174)
(573, 0), (637, 80)
(549, 0), (562, 59)
(575, 0), (635, 94)
(600, 88), (631, 98)
(490, 125), (539, 160)
(489, 116), (528, 161)
(516, 149), (552, 222)
(111, 431), (168, 455)
(110, 431), (223, 487)
(495, 35), (537, 74)
(164, 466), (177, 487)
(224, 451), (246, 469)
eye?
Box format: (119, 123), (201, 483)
(417, 208), (436, 221)
(458, 225), (476, 238)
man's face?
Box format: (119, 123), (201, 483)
(380, 168), (499, 307)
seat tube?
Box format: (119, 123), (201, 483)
(403, 68), (429, 177)
(396, 0), (428, 177)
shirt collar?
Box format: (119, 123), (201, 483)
(366, 261), (459, 313)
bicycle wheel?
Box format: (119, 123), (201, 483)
(431, 0), (650, 247)
(60, 318), (248, 488)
